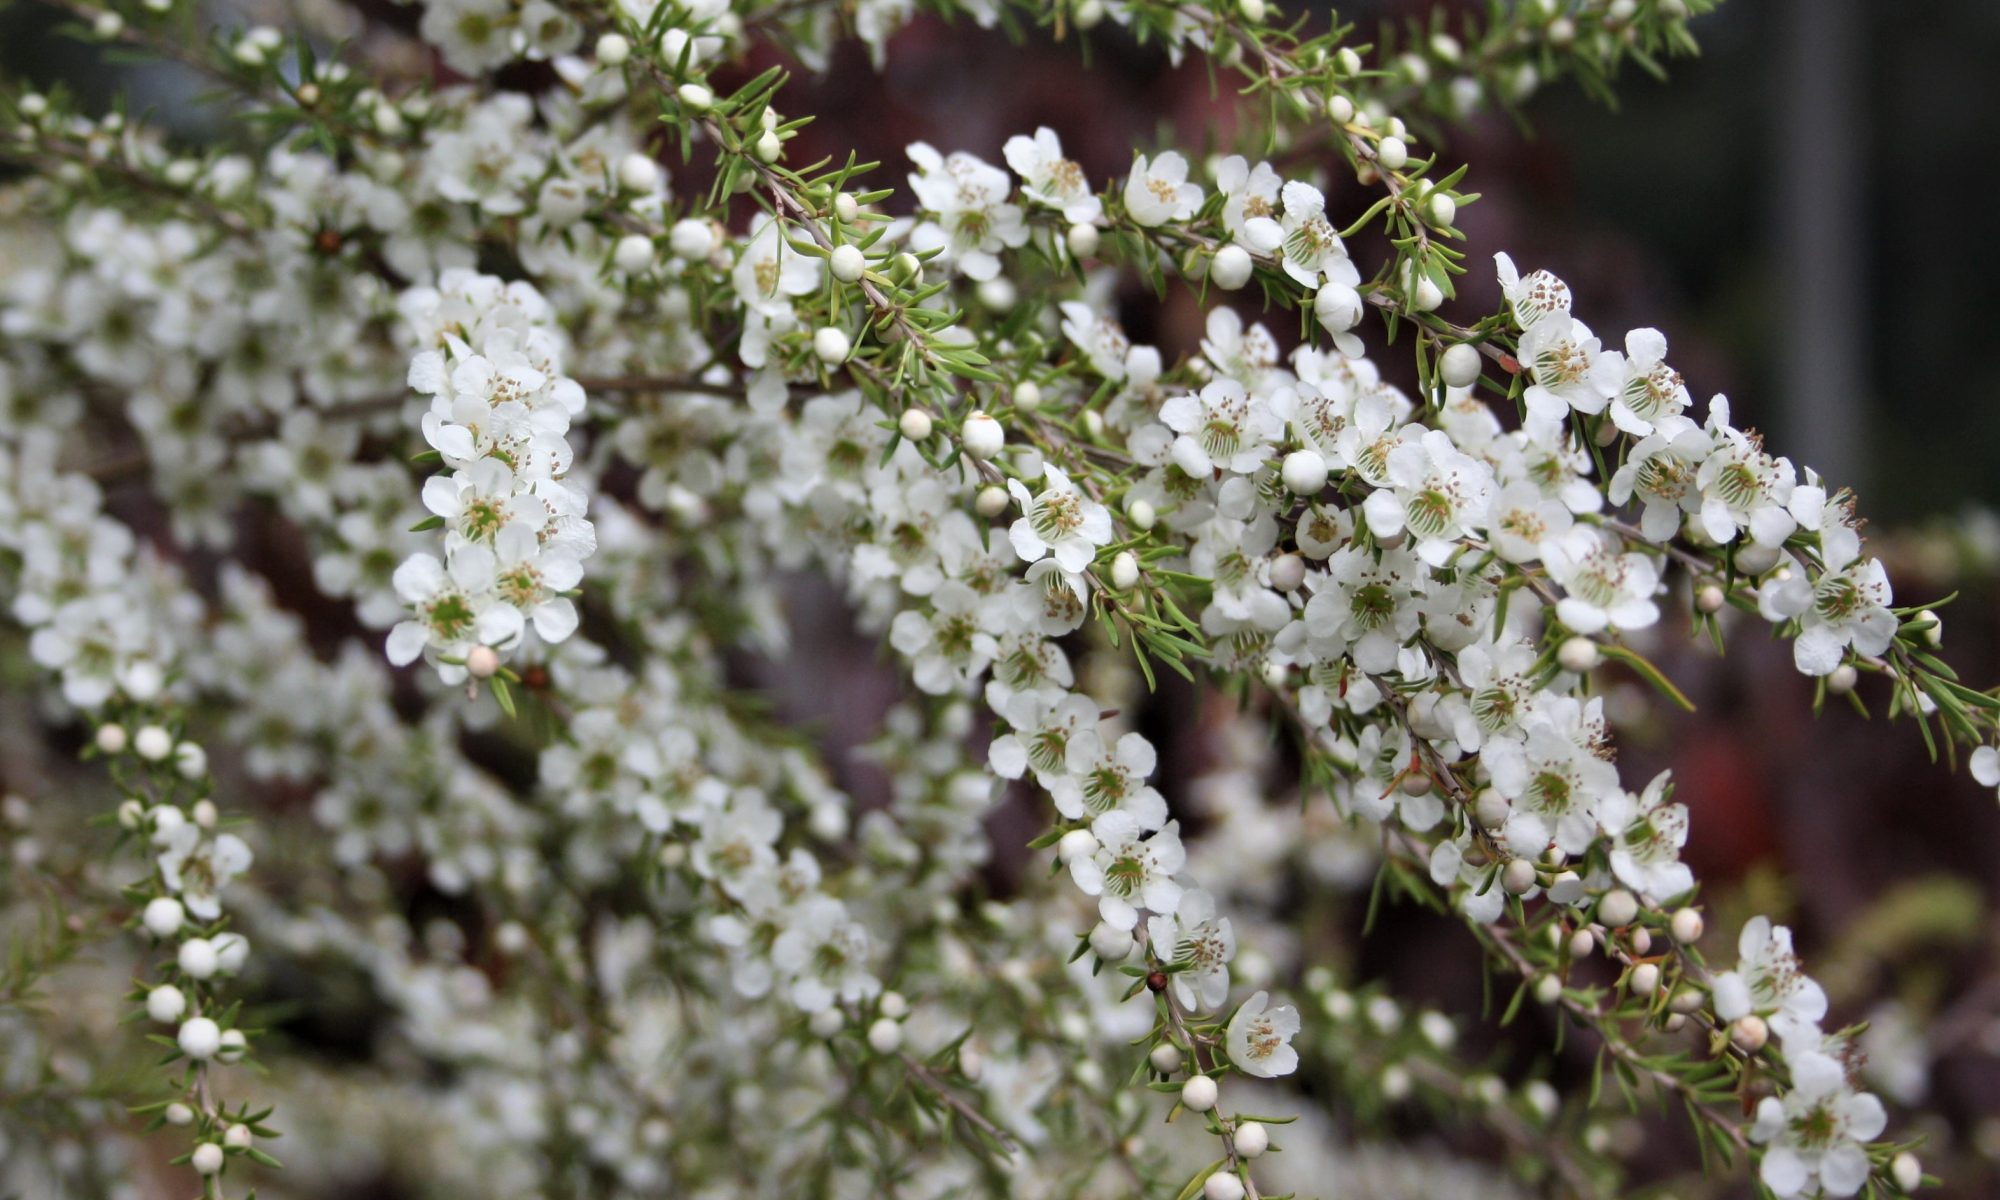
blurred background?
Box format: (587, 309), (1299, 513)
(6, 0), (2000, 1195)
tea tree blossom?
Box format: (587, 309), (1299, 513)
(1226, 990), (1301, 1078)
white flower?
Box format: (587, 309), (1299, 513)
(1696, 402), (1800, 547)
(1608, 416), (1713, 540)
(420, 0), (518, 76)
(888, 580), (1003, 695)
(733, 215), (821, 316)
(1002, 127), (1101, 223)
(1276, 181), (1359, 290)
(1213, 155), (1283, 252)
(1604, 327), (1689, 436)
(1058, 727), (1168, 829)
(1486, 699), (1619, 856)
(1759, 529), (1895, 677)
(1749, 1047), (1886, 1198)
(157, 825), (253, 921)
(988, 688), (1099, 787)
(1225, 990), (1301, 1078)
(1519, 314), (1616, 424)
(1495, 253), (1573, 332)
(906, 142), (1029, 281)
(1486, 480), (1572, 564)
(1597, 770), (1693, 901)
(1007, 464), (1112, 573)
(1068, 812), (1185, 930)
(1159, 379), (1284, 477)
(1146, 888), (1235, 1011)
(771, 895), (879, 1013)
(385, 547), (517, 677)
(1361, 428), (1496, 566)
(490, 520), (583, 645)
(1123, 151), (1202, 227)
(1543, 527), (1661, 633)
(1712, 916), (1829, 1044)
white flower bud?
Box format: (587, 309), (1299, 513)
(595, 33), (630, 65)
(212, 932), (249, 975)
(1670, 908), (1704, 944)
(1569, 928), (1595, 958)
(117, 798), (145, 829)
(1180, 1074), (1218, 1112)
(834, 191), (861, 222)
(754, 129), (782, 162)
(191, 1143), (225, 1176)
(1233, 1118), (1269, 1157)
(896, 408), (931, 442)
(174, 741), (207, 780)
(1892, 1152), (1922, 1191)
(123, 659), (164, 700)
(165, 1102), (195, 1126)
(677, 83), (714, 111)
(1314, 282), (1364, 333)
(151, 805), (186, 840)
(178, 1016), (222, 1060)
(1427, 191), (1457, 228)
(1210, 244), (1253, 290)
(975, 486), (1009, 518)
(179, 937), (219, 980)
(1149, 1041), (1183, 1073)
(192, 799), (217, 828)
(1629, 963), (1660, 995)
(829, 244), (866, 282)
(1630, 926), (1652, 955)
(466, 645), (501, 680)
(1473, 789), (1508, 830)
(1827, 663), (1859, 695)
(1377, 135), (1410, 170)
(1411, 276), (1444, 311)
(1914, 609), (1943, 648)
(217, 1028), (248, 1063)
(866, 1017), (903, 1054)
(961, 411), (1005, 459)
(1128, 499), (1157, 531)
(667, 218), (713, 260)
(613, 234), (655, 274)
(1557, 637), (1600, 673)
(809, 1007), (844, 1038)
(95, 722), (128, 755)
(879, 991), (909, 1020)
(1669, 985), (1704, 1015)
(225, 1123), (253, 1150)
(1440, 342), (1481, 389)
(1205, 1173), (1246, 1200)
(1088, 921), (1134, 962)
(143, 897), (185, 938)
(93, 10), (124, 38)
(1281, 448), (1328, 496)
(814, 327), (852, 365)
(1695, 584), (1726, 614)
(1598, 889), (1638, 928)
(1534, 974), (1563, 1005)
(1326, 93), (1355, 123)
(1380, 1062), (1411, 1100)
(1400, 771), (1432, 797)
(1734, 542), (1780, 576)
(1066, 222), (1100, 258)
(1270, 553), (1306, 593)
(135, 725), (173, 761)
(617, 153), (660, 193)
(1110, 551), (1140, 590)
(1731, 1014), (1769, 1053)
(147, 985), (187, 1023)
(1501, 857), (1538, 895)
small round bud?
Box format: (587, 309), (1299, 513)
(143, 897), (185, 938)
(1269, 553), (1306, 593)
(178, 1016), (222, 1060)
(616, 153), (660, 193)
(834, 192), (860, 222)
(1066, 222), (1100, 258)
(1072, 0), (1104, 28)
(829, 244), (866, 282)
(92, 10), (124, 38)
(1180, 1074), (1219, 1113)
(191, 798), (217, 829)
(1411, 276), (1444, 312)
(1149, 1041), (1183, 1074)
(1440, 342), (1482, 389)
(1630, 926), (1653, 955)
(1376, 136), (1409, 170)
(212, 932), (249, 975)
(1501, 857), (1538, 895)
(975, 486), (1009, 518)
(1914, 609), (1943, 648)
(1670, 908), (1704, 944)
(1128, 499), (1157, 531)
(1534, 974), (1563, 1004)
(1281, 449), (1329, 496)
(117, 798), (145, 829)
(18, 93), (47, 117)
(668, 218), (714, 260)
(1474, 789), (1509, 830)
(466, 645), (502, 680)
(1236, 0), (1265, 21)
(1210, 244), (1253, 290)
(191, 1143), (225, 1176)
(95, 722), (129, 755)
(595, 32), (629, 64)
(1089, 921), (1134, 962)
(1326, 93), (1355, 124)
(1427, 191), (1457, 228)
(961, 411), (1005, 459)
(1598, 889), (1639, 928)
(897, 407), (932, 441)
(217, 1028), (248, 1063)
(1057, 829), (1099, 864)
(890, 252), (922, 283)
(178, 937), (219, 980)
(1314, 282), (1363, 333)
(1892, 1151), (1922, 1192)
(677, 83), (714, 111)
(879, 991), (909, 1020)
(1826, 663), (1859, 695)
(613, 234), (655, 275)
(147, 985), (187, 1024)
(1380, 1062), (1411, 1100)
(1110, 551), (1140, 591)
(1734, 542), (1781, 576)
(866, 1016), (903, 1054)
(814, 327), (852, 365)
(224, 1123), (253, 1150)
(1569, 928), (1595, 959)
(165, 1102), (195, 1126)
(1400, 771), (1432, 797)
(175, 741), (208, 780)
(809, 1007), (844, 1038)
(1695, 584), (1726, 614)
(1669, 985), (1705, 1014)
(1629, 962), (1660, 995)
(1731, 1014), (1769, 1053)
(1663, 1012), (1688, 1032)
(123, 659), (164, 700)
(1233, 1119), (1269, 1158)
(754, 128), (782, 162)
(1557, 637), (1600, 673)
(1205, 1173), (1246, 1200)
(1012, 380), (1043, 410)
(135, 725), (174, 762)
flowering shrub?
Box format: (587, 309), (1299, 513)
(0, 0), (1989, 1196)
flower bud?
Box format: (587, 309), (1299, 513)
(1210, 244), (1253, 290)
(809, 1007), (843, 1038)
(179, 937), (220, 980)
(213, 932), (250, 974)
(1066, 222), (1100, 258)
(217, 1028), (248, 1063)
(1205, 1174), (1246, 1200)
(1734, 542), (1780, 576)
(1281, 448), (1328, 496)
(975, 486), (1009, 518)
(1669, 907), (1704, 944)
(1914, 609), (1943, 648)
(178, 1016), (222, 1060)
(755, 129), (782, 162)
(1149, 1041), (1183, 1074)
(1089, 921), (1134, 962)
(897, 408), (932, 441)
(1376, 136), (1409, 170)
(143, 896), (186, 938)
(1598, 888), (1639, 928)
(1233, 1119), (1269, 1157)
(1427, 192), (1457, 228)
(611, 234), (653, 274)
(829, 243), (865, 282)
(1269, 553), (1305, 593)
(165, 1102), (195, 1126)
(1327, 94), (1355, 124)
(1411, 276), (1444, 311)
(961, 411), (1005, 459)
(617, 153), (660, 194)
(677, 83), (714, 111)
(147, 985), (187, 1023)
(1110, 551), (1140, 590)
(175, 741), (208, 780)
(225, 1123), (253, 1150)
(866, 1017), (903, 1054)
(135, 725), (173, 761)
(1534, 974), (1562, 1005)
(465, 645), (501, 680)
(814, 327), (852, 365)
(191, 1143), (225, 1176)
(1629, 962), (1660, 995)
(1827, 663), (1859, 695)
(1314, 282), (1363, 333)
(1695, 584), (1725, 614)
(96, 722), (129, 755)
(1892, 1152), (1922, 1191)
(595, 32), (630, 65)
(1128, 499), (1157, 531)
(1180, 1074), (1218, 1112)
(1731, 1014), (1769, 1053)
(1440, 342), (1481, 389)
(879, 991), (909, 1019)
(1501, 857), (1538, 895)
(1557, 637), (1600, 673)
